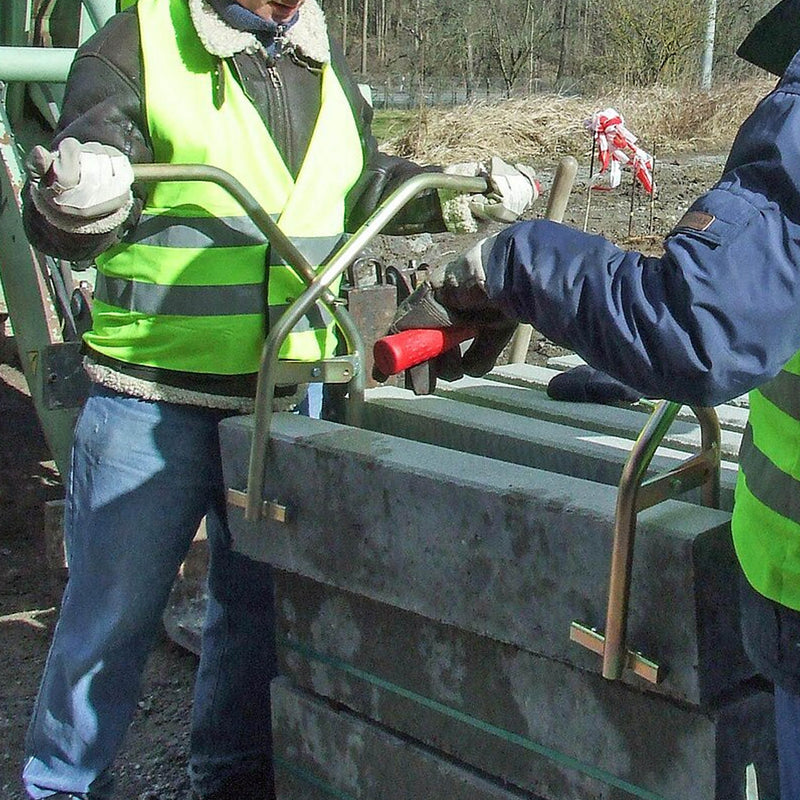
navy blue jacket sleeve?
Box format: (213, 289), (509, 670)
(485, 57), (800, 407)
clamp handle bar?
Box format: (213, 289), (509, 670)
(570, 400), (721, 684)
(132, 163), (323, 295)
(130, 165), (490, 521)
(244, 171), (489, 521)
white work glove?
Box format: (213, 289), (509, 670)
(439, 156), (539, 234)
(470, 156), (539, 223)
(26, 137), (134, 233)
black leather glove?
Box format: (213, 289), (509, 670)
(547, 365), (642, 405)
(387, 236), (518, 393)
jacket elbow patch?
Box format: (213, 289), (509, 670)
(673, 210), (715, 232)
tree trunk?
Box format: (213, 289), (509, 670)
(378, 0), (386, 65)
(556, 0), (569, 82)
(700, 0), (716, 90)
(360, 0), (368, 74)
(342, 0), (348, 56)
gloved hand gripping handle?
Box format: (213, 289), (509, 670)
(373, 156), (579, 377)
(373, 326), (477, 376)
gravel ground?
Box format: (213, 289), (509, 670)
(0, 150), (727, 800)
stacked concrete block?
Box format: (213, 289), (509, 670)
(360, 385), (739, 512)
(273, 573), (775, 800)
(219, 375), (776, 800)
(272, 678), (536, 800)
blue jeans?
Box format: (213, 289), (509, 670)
(776, 684), (800, 800)
(23, 385), (278, 799)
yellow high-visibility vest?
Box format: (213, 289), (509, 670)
(734, 347), (800, 610)
(87, 0), (364, 377)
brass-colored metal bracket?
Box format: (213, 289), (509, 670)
(569, 622), (660, 684)
(227, 489), (289, 523)
(273, 355), (358, 387)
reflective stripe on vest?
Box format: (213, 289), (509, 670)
(95, 272), (334, 331)
(733, 348), (800, 610)
(85, 0), (363, 375)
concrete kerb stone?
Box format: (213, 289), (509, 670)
(488, 363), (750, 432)
(272, 678), (536, 800)
(273, 574), (778, 800)
(426, 376), (744, 461)
(221, 413), (750, 705)
(361, 386), (738, 512)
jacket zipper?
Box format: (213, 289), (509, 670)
(228, 32), (298, 172)
(263, 32), (294, 171)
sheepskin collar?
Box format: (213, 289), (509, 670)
(189, 0), (330, 63)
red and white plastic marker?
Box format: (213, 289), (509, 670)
(586, 108), (654, 194)
(373, 327), (476, 376)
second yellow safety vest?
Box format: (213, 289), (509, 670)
(734, 347), (800, 611)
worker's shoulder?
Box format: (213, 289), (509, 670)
(776, 47), (800, 93)
(73, 8), (140, 72)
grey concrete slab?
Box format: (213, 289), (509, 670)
(220, 413), (750, 705)
(425, 377), (744, 461)
(274, 573), (778, 800)
(361, 386), (738, 512)
(272, 678), (537, 800)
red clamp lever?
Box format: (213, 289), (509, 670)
(373, 327), (476, 376)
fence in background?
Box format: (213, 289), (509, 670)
(366, 75), (557, 109)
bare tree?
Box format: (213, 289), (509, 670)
(555, 0), (569, 83)
(360, 0), (368, 73)
(486, 0), (555, 97)
(700, 0), (716, 89)
(594, 0), (705, 85)
(339, 0), (770, 95)
(341, 0), (348, 55)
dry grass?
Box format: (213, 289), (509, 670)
(383, 78), (776, 164)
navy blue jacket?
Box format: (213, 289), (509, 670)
(486, 55), (800, 407)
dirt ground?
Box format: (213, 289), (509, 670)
(0, 151), (726, 800)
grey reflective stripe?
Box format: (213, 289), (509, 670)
(128, 214), (270, 247)
(127, 214), (342, 261)
(740, 423), (800, 524)
(757, 370), (800, 422)
(268, 302), (334, 332)
(95, 273), (267, 316)
(271, 233), (344, 266)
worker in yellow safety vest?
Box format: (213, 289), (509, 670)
(19, 0), (541, 798)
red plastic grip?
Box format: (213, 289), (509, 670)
(373, 327), (476, 376)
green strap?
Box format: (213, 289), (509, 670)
(283, 638), (668, 800)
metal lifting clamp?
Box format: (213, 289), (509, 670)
(570, 400), (722, 683)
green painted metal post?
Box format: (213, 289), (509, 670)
(0, 102), (78, 477)
(0, 48), (77, 82)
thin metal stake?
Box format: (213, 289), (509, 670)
(649, 146), (657, 236)
(627, 167), (637, 239)
(582, 137), (596, 233)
